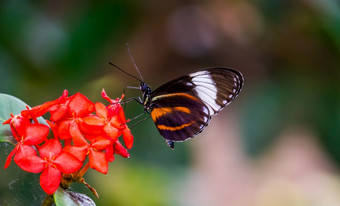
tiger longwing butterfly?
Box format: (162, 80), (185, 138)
(111, 63), (244, 149)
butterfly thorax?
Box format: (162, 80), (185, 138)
(140, 82), (153, 112)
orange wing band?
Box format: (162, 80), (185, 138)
(152, 93), (198, 101)
(157, 121), (195, 131)
(151, 106), (191, 121)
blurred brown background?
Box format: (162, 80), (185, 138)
(1, 0), (340, 205)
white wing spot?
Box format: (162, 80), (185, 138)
(202, 106), (209, 115)
(189, 70), (207, 77)
(203, 116), (209, 122)
(186, 82), (194, 86)
(191, 73), (220, 114)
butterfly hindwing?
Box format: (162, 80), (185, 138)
(150, 92), (210, 141)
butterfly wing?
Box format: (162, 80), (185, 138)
(150, 92), (211, 142)
(149, 67), (243, 142)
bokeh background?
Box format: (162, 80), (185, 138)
(1, 0), (340, 205)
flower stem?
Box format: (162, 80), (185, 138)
(41, 194), (53, 206)
(80, 178), (99, 198)
(77, 162), (90, 178)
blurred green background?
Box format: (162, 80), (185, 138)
(1, 0), (340, 205)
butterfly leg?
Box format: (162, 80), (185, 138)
(121, 96), (143, 105)
(122, 85), (143, 109)
(130, 115), (152, 129)
(128, 112), (146, 122)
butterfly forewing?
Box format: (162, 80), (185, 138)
(148, 67), (243, 142)
(189, 68), (243, 115)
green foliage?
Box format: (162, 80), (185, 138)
(54, 188), (95, 206)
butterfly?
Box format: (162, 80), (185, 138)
(110, 63), (244, 149)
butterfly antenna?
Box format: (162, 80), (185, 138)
(109, 62), (143, 82)
(126, 43), (145, 82)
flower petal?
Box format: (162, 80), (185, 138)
(113, 140), (129, 158)
(39, 139), (62, 160)
(23, 100), (58, 118)
(54, 152), (83, 173)
(4, 146), (18, 169)
(103, 124), (119, 141)
(14, 145), (37, 163)
(95, 102), (108, 119)
(81, 116), (105, 135)
(6, 114), (30, 138)
(22, 90), (69, 120)
(40, 165), (61, 194)
(82, 116), (105, 126)
(105, 145), (114, 162)
(122, 128), (133, 149)
(117, 106), (127, 123)
(89, 149), (108, 174)
(16, 155), (46, 173)
(24, 124), (50, 145)
(91, 139), (111, 151)
(56, 120), (72, 140)
(69, 121), (88, 146)
(50, 104), (68, 122)
(46, 120), (58, 140)
(107, 104), (120, 118)
(101, 89), (112, 103)
(109, 116), (125, 130)
(63, 145), (88, 162)
(68, 93), (94, 117)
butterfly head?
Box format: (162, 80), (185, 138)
(139, 82), (150, 93)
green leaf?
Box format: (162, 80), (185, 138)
(0, 93), (47, 143)
(54, 187), (96, 206)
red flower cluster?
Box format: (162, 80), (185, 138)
(3, 90), (133, 194)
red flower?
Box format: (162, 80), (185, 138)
(54, 93), (95, 140)
(16, 139), (82, 194)
(80, 102), (132, 161)
(3, 89), (134, 195)
(67, 121), (111, 174)
(3, 114), (30, 139)
(4, 123), (50, 168)
(100, 89), (134, 149)
(67, 93), (95, 117)
(113, 140), (130, 158)
(82, 102), (119, 140)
